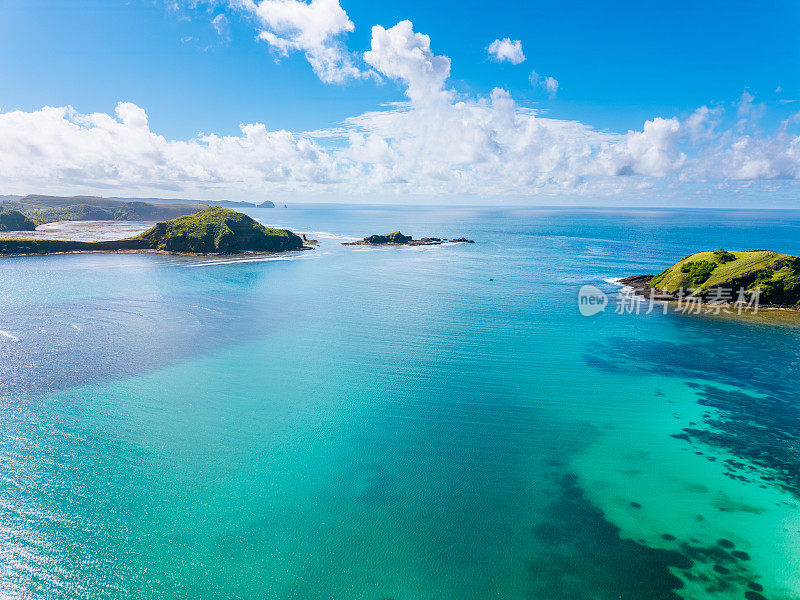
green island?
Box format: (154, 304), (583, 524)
(0, 195), (207, 225)
(622, 249), (800, 307)
(0, 207), (304, 256)
(0, 209), (36, 232)
(343, 231), (475, 246)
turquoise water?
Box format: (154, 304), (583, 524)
(1, 206), (799, 599)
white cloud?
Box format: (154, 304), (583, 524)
(530, 70), (559, 98)
(487, 38), (525, 65)
(211, 14), (230, 37)
(235, 0), (367, 83)
(0, 102), (339, 196)
(543, 76), (558, 97)
(364, 20), (451, 105)
(1, 21), (798, 199)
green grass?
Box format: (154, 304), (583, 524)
(649, 249), (800, 305)
(363, 231), (412, 244)
(132, 206), (303, 253)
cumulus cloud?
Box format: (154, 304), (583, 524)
(364, 20), (451, 104)
(1, 21), (799, 198)
(487, 38), (525, 64)
(0, 102), (338, 196)
(2, 94), (798, 198)
(236, 0), (366, 83)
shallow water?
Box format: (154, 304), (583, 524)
(1, 205), (799, 599)
(0, 220), (154, 241)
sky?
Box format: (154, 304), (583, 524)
(0, 0), (799, 205)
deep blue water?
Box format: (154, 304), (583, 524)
(1, 205), (799, 599)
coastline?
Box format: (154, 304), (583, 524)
(614, 275), (800, 323)
(0, 246), (315, 258)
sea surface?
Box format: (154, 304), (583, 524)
(1, 205), (799, 600)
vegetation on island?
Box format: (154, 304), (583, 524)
(0, 207), (304, 256)
(364, 231), (413, 244)
(0, 195), (207, 225)
(648, 249), (800, 305)
(132, 207), (302, 253)
(344, 231), (475, 246)
(0, 209), (36, 231)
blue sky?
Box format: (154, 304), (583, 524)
(0, 0), (798, 203)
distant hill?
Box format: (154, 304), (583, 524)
(0, 207), (304, 255)
(111, 197), (275, 208)
(0, 195), (206, 225)
(0, 209), (36, 231)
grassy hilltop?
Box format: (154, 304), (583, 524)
(0, 207), (303, 256)
(649, 249), (800, 305)
(133, 207), (302, 253)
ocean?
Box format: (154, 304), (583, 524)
(1, 205), (798, 599)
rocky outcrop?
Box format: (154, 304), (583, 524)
(344, 231), (475, 246)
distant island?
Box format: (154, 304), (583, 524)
(0, 207), (304, 256)
(344, 231), (475, 246)
(622, 249), (800, 308)
(111, 197), (275, 209)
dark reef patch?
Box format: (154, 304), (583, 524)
(527, 474), (692, 600)
(584, 328), (800, 497)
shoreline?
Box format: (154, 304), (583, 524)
(0, 246), (315, 258)
(615, 275), (800, 323)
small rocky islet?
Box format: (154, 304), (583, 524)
(343, 231), (474, 246)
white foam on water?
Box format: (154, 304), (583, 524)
(184, 253), (319, 268)
(0, 331), (19, 342)
(308, 230), (358, 241)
